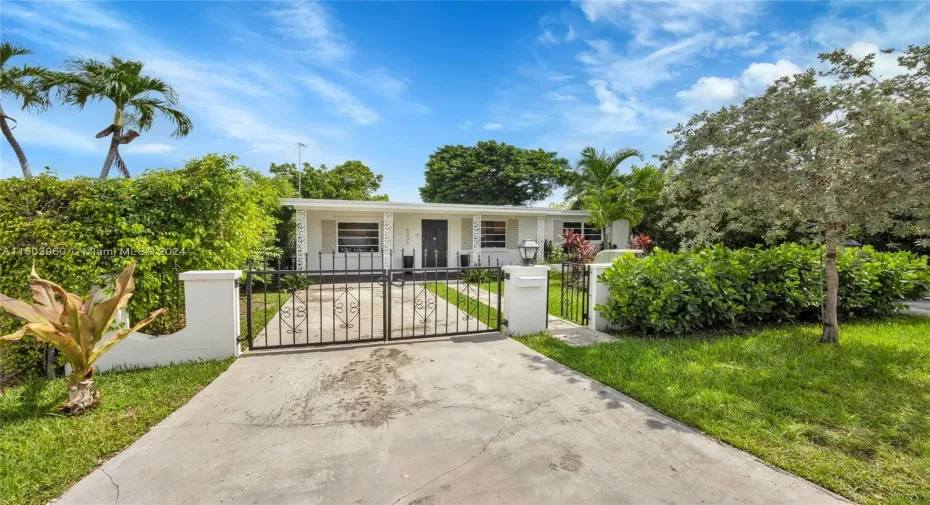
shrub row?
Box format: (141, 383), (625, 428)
(597, 244), (930, 336)
(0, 154), (289, 382)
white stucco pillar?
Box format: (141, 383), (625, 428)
(295, 210), (307, 270)
(472, 213), (482, 264)
(588, 263), (612, 331)
(502, 265), (550, 335)
(536, 215), (546, 262)
(383, 212), (394, 269)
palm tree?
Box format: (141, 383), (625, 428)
(53, 57), (192, 178)
(567, 147), (643, 246)
(0, 42), (51, 178)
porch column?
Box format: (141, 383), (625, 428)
(383, 212), (394, 269)
(536, 215), (546, 262)
(472, 213), (481, 263)
(295, 209), (307, 270)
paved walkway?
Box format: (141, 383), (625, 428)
(58, 334), (847, 505)
(445, 282), (617, 346)
(906, 299), (930, 316)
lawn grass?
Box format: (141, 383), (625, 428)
(515, 315), (930, 505)
(239, 290), (288, 348)
(0, 359), (233, 505)
(474, 268), (588, 324)
(425, 281), (501, 330)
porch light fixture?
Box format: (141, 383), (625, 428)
(518, 239), (539, 266)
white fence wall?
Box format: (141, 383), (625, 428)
(89, 270), (241, 373)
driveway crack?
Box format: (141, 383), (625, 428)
(392, 394), (566, 504)
(100, 468), (120, 505)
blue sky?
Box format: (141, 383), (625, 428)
(1, 1), (928, 202)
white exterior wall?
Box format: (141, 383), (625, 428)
(302, 210), (583, 269)
(87, 270), (241, 373)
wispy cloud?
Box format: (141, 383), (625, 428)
(301, 75), (380, 125)
(459, 120), (474, 130)
(483, 122), (503, 131)
(676, 58), (803, 112)
(123, 143), (176, 155)
(268, 1), (352, 63)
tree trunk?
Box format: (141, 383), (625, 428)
(99, 127), (121, 179)
(65, 378), (99, 414)
(0, 104), (32, 178)
(820, 238), (840, 344)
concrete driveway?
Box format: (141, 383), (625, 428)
(58, 334), (847, 505)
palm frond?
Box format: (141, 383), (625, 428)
(0, 41), (33, 69)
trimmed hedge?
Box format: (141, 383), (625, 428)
(598, 244), (930, 336)
(0, 154), (289, 382)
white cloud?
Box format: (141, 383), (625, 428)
(8, 116), (102, 154)
(123, 143), (176, 155)
(268, 1), (351, 63)
(539, 30), (558, 45)
(676, 77), (742, 111)
(459, 120), (473, 130)
(578, 33), (715, 92)
(301, 75), (380, 125)
(677, 59), (802, 111)
(566, 25), (577, 42)
(578, 0), (760, 48)
(847, 42), (907, 79)
(548, 73), (575, 82)
(483, 123), (503, 131)
(547, 91), (578, 102)
(740, 59), (803, 93)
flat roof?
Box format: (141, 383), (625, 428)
(281, 198), (590, 217)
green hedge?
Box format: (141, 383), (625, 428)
(598, 244), (930, 336)
(0, 154), (289, 382)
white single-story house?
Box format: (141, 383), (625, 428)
(282, 198), (630, 271)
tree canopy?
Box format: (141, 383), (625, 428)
(270, 160), (388, 201)
(661, 44), (930, 343)
(419, 141), (570, 205)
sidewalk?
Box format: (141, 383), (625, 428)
(444, 281), (616, 346)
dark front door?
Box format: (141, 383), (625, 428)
(421, 219), (448, 267)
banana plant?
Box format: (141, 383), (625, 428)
(0, 261), (163, 413)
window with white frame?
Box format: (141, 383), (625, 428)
(481, 221), (507, 248)
(337, 222), (380, 253)
(562, 222), (602, 242)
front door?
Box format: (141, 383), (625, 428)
(421, 219), (448, 267)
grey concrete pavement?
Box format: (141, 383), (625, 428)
(57, 334), (847, 505)
(255, 282), (487, 346)
(906, 299), (930, 316)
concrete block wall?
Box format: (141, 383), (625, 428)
(90, 270), (242, 373)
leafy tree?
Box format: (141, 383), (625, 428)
(661, 44), (930, 344)
(0, 42), (52, 178)
(51, 57), (192, 179)
(419, 141), (570, 205)
(270, 160), (388, 201)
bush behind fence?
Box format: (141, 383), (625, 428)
(598, 244), (930, 336)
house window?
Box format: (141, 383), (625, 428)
(481, 221), (507, 248)
(562, 222), (602, 242)
(337, 222), (379, 253)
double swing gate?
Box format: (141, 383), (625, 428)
(244, 251), (503, 350)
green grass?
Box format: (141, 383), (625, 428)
(425, 281), (501, 330)
(239, 290), (288, 348)
(0, 359), (233, 505)
(472, 269), (588, 324)
(515, 316), (930, 505)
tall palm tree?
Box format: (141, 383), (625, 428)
(566, 147), (643, 246)
(0, 42), (51, 178)
(53, 57), (192, 178)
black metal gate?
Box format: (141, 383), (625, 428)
(244, 254), (502, 350)
(554, 262), (589, 326)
